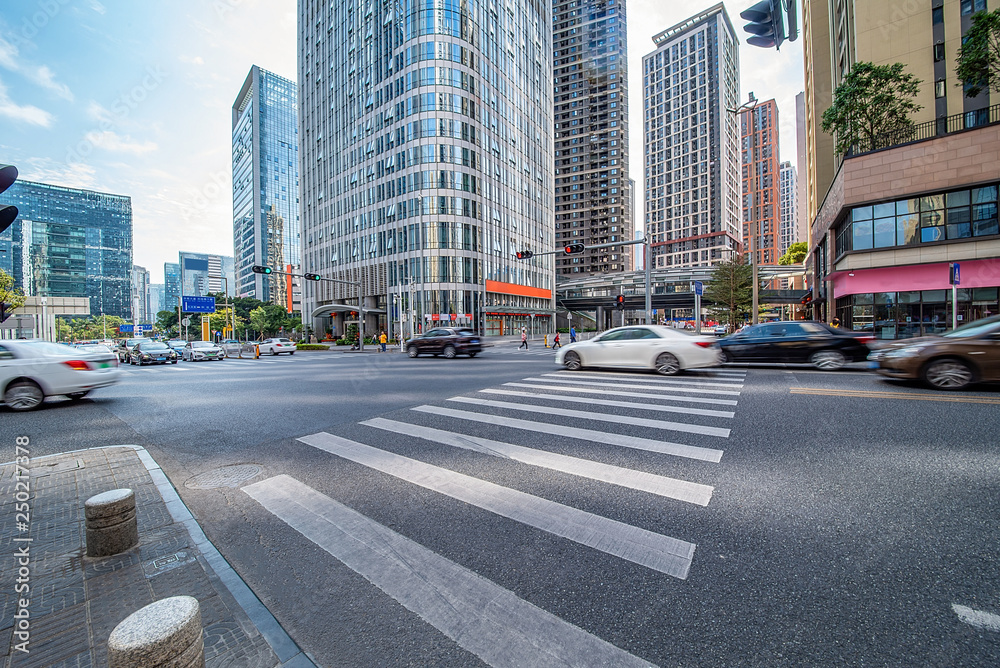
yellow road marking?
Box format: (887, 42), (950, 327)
(789, 387), (1000, 405)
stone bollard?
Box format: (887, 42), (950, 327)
(85, 488), (138, 557)
(108, 596), (204, 668)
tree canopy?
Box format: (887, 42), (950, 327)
(955, 9), (1000, 98)
(820, 62), (922, 156)
(0, 269), (26, 312)
(702, 255), (765, 330)
(778, 242), (808, 266)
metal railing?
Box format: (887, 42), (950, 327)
(845, 103), (1000, 157)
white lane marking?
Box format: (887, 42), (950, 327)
(481, 388), (734, 419)
(412, 405), (725, 463)
(522, 377), (741, 397)
(244, 475), (655, 667)
(545, 373), (743, 390)
(297, 432), (697, 579)
(447, 396), (731, 439)
(952, 604), (1000, 632)
(589, 369), (747, 380)
(503, 382), (739, 407)
(362, 418), (714, 506)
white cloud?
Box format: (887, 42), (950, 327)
(20, 158), (98, 190)
(0, 78), (53, 126)
(83, 130), (158, 154)
(180, 55), (205, 65)
(88, 0), (108, 15)
(0, 36), (74, 101)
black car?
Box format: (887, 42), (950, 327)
(117, 338), (146, 362)
(718, 321), (874, 370)
(406, 327), (482, 358)
(128, 340), (179, 365)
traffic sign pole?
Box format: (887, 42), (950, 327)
(951, 262), (961, 330)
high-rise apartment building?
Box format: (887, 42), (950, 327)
(0, 180), (132, 318)
(164, 262), (180, 312)
(132, 265), (151, 323)
(804, 0), (1000, 335)
(298, 0), (555, 337)
(778, 161), (798, 257)
(552, 0), (631, 275)
(642, 4), (741, 269)
(739, 99), (780, 265)
(232, 65), (300, 307)
(794, 91), (808, 248)
(178, 252), (235, 298)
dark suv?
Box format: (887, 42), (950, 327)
(406, 327), (482, 358)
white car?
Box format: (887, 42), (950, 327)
(554, 325), (722, 376)
(0, 340), (122, 411)
(258, 338), (296, 355)
(182, 341), (226, 361)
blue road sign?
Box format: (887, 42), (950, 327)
(182, 296), (216, 313)
(694, 281), (704, 296)
(137, 324), (153, 331)
(119, 324), (133, 333)
(950, 263), (960, 285)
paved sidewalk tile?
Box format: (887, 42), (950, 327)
(0, 446), (309, 668)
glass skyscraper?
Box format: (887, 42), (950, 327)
(299, 0), (555, 337)
(164, 262), (180, 312)
(178, 252), (235, 297)
(232, 65), (300, 305)
(553, 0), (631, 276)
(0, 180), (132, 318)
(643, 5), (741, 269)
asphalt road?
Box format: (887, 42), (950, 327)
(4, 345), (999, 666)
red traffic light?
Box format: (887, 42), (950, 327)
(564, 243), (585, 255)
(515, 250), (534, 260)
(616, 294), (625, 309)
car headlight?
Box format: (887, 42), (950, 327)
(884, 344), (930, 359)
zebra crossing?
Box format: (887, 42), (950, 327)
(244, 367), (747, 666)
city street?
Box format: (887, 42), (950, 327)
(3, 347), (999, 666)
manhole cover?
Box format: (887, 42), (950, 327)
(184, 464), (263, 490)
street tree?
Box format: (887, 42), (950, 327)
(156, 310), (179, 338)
(821, 62), (922, 155)
(955, 9), (1000, 97)
(703, 255), (764, 331)
(0, 268), (26, 317)
(778, 242), (808, 265)
(249, 304), (291, 337)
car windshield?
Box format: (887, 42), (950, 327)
(21, 341), (83, 357)
(79, 344), (114, 354)
(191, 342), (215, 348)
(138, 341), (169, 351)
(942, 316), (1000, 339)
(276, 338), (292, 343)
(124, 339), (144, 347)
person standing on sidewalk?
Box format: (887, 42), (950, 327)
(570, 326), (577, 344)
(519, 327), (528, 350)
(379, 330), (387, 352)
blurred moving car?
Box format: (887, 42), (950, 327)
(555, 325), (720, 376)
(258, 338), (297, 355)
(0, 339), (121, 411)
(406, 327), (482, 358)
(717, 321), (873, 370)
(128, 340), (178, 365)
(875, 314), (1000, 390)
(117, 338), (146, 362)
(77, 343), (116, 355)
(182, 341), (225, 361)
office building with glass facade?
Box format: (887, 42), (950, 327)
(178, 252), (235, 298)
(233, 65), (300, 306)
(0, 179), (132, 318)
(642, 4), (741, 270)
(164, 262), (181, 312)
(299, 0), (555, 338)
(149, 283), (165, 317)
(132, 265), (151, 323)
(552, 0), (631, 276)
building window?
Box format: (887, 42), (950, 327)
(935, 79), (946, 98)
(932, 6), (944, 24)
(933, 43), (945, 62)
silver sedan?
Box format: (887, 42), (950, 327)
(554, 325), (722, 376)
(0, 340), (121, 411)
(182, 341), (226, 361)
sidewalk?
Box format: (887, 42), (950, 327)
(0, 446), (314, 667)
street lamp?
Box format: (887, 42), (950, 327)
(727, 92), (761, 324)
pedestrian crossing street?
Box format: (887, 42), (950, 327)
(243, 366), (747, 667)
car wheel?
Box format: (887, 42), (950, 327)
(67, 391), (90, 400)
(722, 350), (735, 363)
(563, 351), (582, 371)
(811, 349), (846, 371)
(407, 346), (419, 358)
(289, 351), (294, 355)
(4, 380), (44, 411)
(171, 360), (177, 364)
(469, 352), (477, 358)
(655, 352), (681, 376)
(443, 345), (457, 359)
(923, 357), (973, 390)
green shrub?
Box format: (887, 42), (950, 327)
(295, 344), (330, 350)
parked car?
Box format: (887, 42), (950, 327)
(182, 340), (225, 361)
(717, 321), (874, 370)
(0, 339), (121, 411)
(258, 338), (297, 355)
(875, 314), (1000, 390)
(554, 325), (721, 376)
(406, 328), (482, 358)
(128, 340), (178, 365)
(714, 325), (728, 337)
(117, 338), (146, 362)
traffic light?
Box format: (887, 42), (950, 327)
(616, 294), (625, 310)
(564, 243), (585, 255)
(251, 265), (272, 274)
(303, 273), (322, 281)
(740, 0), (797, 50)
(515, 250), (534, 260)
(0, 164), (19, 236)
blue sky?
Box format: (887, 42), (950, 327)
(0, 0), (802, 284)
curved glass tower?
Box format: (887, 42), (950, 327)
(299, 0), (554, 338)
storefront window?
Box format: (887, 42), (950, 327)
(836, 289), (999, 339)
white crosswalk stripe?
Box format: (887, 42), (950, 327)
(479, 388), (735, 418)
(520, 376), (741, 396)
(244, 475), (655, 667)
(542, 372), (744, 389)
(501, 381), (738, 406)
(361, 417), (715, 505)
